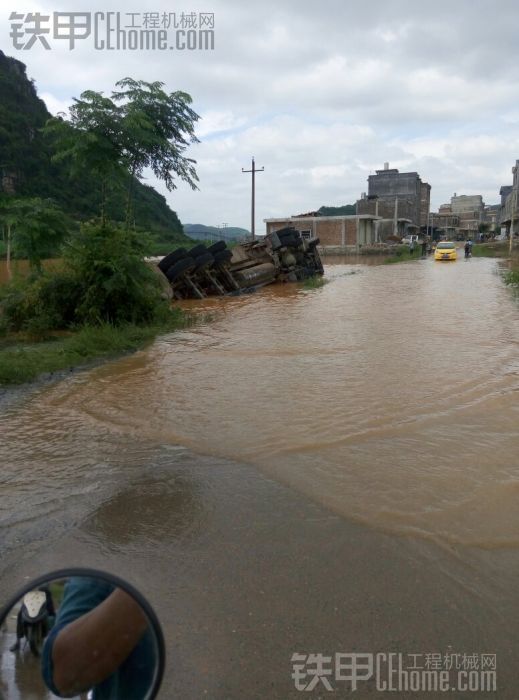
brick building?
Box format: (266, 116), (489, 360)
(264, 214), (380, 250)
(432, 193), (488, 239)
(498, 160), (519, 236)
(356, 163), (430, 238)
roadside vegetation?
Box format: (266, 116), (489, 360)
(384, 245), (422, 264)
(0, 317), (188, 385)
(471, 242), (511, 257)
(503, 270), (519, 285)
(0, 78), (201, 386)
(470, 240), (519, 287)
(302, 275), (328, 289)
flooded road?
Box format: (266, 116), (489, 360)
(1, 254), (518, 698)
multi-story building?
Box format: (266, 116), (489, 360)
(432, 193), (489, 239)
(498, 161), (519, 236)
(356, 163), (430, 239)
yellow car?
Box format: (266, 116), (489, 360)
(434, 241), (457, 261)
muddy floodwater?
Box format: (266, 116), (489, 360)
(1, 253), (518, 698)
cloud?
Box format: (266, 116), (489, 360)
(39, 92), (73, 116)
(2, 0), (519, 229)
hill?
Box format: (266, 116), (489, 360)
(317, 204), (356, 216)
(0, 50), (190, 245)
(184, 223), (250, 241)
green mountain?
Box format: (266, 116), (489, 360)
(0, 50), (190, 243)
(184, 223), (250, 240)
(317, 203), (356, 216)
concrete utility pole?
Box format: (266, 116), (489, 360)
(242, 157), (264, 240)
(393, 196), (399, 237)
(374, 197), (379, 242)
(510, 187), (517, 256)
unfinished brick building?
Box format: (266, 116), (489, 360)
(356, 163), (430, 239)
(264, 214), (379, 251)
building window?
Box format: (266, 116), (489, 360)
(300, 230), (312, 240)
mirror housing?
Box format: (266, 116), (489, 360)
(0, 568), (165, 699)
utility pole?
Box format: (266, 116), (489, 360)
(510, 164), (517, 255)
(242, 157), (264, 240)
(510, 188), (516, 255)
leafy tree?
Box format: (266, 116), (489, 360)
(112, 78), (200, 226)
(0, 197), (66, 271)
(44, 92), (125, 225)
(44, 77), (200, 229)
(0, 52), (187, 237)
(1, 221), (170, 333)
(63, 222), (165, 325)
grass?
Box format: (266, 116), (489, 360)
(384, 245), (423, 264)
(503, 270), (519, 285)
(302, 275), (328, 289)
(471, 242), (511, 257)
(0, 310), (193, 386)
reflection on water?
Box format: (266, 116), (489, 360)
(0, 256), (518, 553)
(84, 476), (205, 549)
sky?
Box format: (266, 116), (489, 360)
(2, 0), (519, 231)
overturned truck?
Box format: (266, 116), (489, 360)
(157, 227), (324, 299)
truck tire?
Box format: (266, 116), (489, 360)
(213, 249), (233, 264)
(207, 241), (227, 254)
(279, 234), (299, 248)
(166, 257), (196, 282)
(193, 252), (214, 272)
(158, 248), (187, 273)
(187, 244), (207, 259)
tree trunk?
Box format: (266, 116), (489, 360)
(125, 163), (137, 232)
(6, 222), (12, 280)
(100, 177), (106, 227)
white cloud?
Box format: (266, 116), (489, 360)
(39, 92), (73, 116)
(2, 0), (519, 229)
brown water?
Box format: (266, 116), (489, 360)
(1, 254), (519, 697)
(1, 255), (518, 549)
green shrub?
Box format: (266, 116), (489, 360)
(302, 275), (327, 289)
(503, 270), (519, 285)
(0, 221), (173, 335)
(64, 222), (166, 325)
(0, 269), (81, 336)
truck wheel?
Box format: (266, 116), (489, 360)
(166, 257), (196, 282)
(279, 234), (298, 248)
(187, 244), (207, 259)
(207, 241), (227, 254)
(193, 253), (214, 272)
(158, 248), (187, 272)
(213, 249), (233, 264)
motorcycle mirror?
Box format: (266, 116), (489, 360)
(0, 568), (165, 699)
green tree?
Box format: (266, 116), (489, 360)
(44, 78), (200, 229)
(112, 78), (200, 226)
(0, 197), (66, 271)
(63, 221), (165, 325)
(44, 92), (125, 225)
